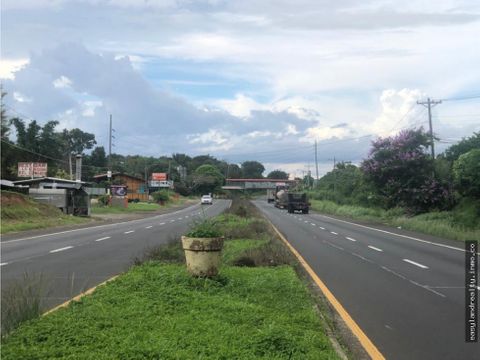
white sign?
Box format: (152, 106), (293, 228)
(18, 162), (48, 178)
(149, 180), (174, 188)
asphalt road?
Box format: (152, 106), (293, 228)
(254, 200), (479, 360)
(1, 200), (230, 310)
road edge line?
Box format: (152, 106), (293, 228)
(42, 275), (120, 316)
(270, 223), (385, 360)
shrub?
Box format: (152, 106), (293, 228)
(152, 190), (170, 203)
(186, 218), (222, 238)
(97, 195), (110, 206)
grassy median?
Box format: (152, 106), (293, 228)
(1, 199), (342, 359)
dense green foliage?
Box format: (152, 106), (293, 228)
(193, 164), (224, 194)
(151, 190), (171, 203)
(241, 160), (265, 178)
(453, 149), (480, 199)
(267, 169), (289, 179)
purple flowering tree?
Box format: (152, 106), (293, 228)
(361, 128), (452, 213)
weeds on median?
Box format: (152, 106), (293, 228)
(1, 273), (49, 338)
(132, 236), (185, 266)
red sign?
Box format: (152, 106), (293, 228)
(18, 162), (48, 177)
(152, 173), (167, 181)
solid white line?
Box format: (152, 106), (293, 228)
(50, 246), (73, 253)
(95, 236), (111, 242)
(403, 259), (429, 269)
(145, 226), (153, 229)
(0, 262), (8, 266)
(346, 237), (357, 242)
(330, 231), (338, 235)
(318, 214), (468, 253)
(124, 230), (135, 234)
(368, 246), (383, 252)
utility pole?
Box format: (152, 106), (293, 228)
(108, 114), (113, 171)
(333, 156), (336, 195)
(306, 164), (312, 189)
(314, 140), (319, 187)
(417, 97), (442, 159)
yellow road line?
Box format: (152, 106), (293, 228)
(43, 275), (120, 316)
(271, 224), (385, 360)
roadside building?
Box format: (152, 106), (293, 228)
(93, 173), (148, 202)
(12, 177), (91, 215)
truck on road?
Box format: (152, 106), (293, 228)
(275, 189), (309, 214)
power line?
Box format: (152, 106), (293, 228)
(441, 95), (480, 102)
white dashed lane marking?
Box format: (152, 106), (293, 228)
(95, 237), (111, 242)
(159, 222), (165, 225)
(1, 262), (8, 266)
(403, 259), (429, 269)
(124, 230), (135, 234)
(346, 237), (357, 242)
(145, 226), (153, 229)
(50, 246), (74, 253)
(330, 231), (338, 235)
(368, 246), (383, 252)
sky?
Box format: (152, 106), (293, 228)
(1, 0), (479, 178)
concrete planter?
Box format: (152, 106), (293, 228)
(181, 236), (224, 277)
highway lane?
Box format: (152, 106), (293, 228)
(254, 200), (479, 360)
(1, 200), (230, 310)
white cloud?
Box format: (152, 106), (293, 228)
(53, 75), (73, 88)
(0, 58), (30, 79)
(13, 91), (32, 103)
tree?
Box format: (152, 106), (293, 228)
(453, 149), (480, 199)
(90, 146), (107, 168)
(226, 164), (242, 178)
(361, 128), (452, 212)
(443, 132), (480, 161)
(62, 128), (96, 155)
(241, 161), (265, 179)
(193, 164), (224, 194)
(267, 170), (288, 179)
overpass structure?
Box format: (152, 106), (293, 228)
(222, 178), (298, 191)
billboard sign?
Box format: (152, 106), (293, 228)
(18, 162), (48, 178)
(111, 185), (128, 197)
(149, 180), (174, 188)
(152, 173), (167, 181)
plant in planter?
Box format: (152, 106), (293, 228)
(182, 219), (224, 277)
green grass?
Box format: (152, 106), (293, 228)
(1, 191), (90, 234)
(310, 199), (480, 241)
(91, 197), (195, 215)
(1, 264), (339, 360)
(222, 239), (269, 264)
(91, 202), (161, 214)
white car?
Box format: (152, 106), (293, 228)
(201, 195), (213, 205)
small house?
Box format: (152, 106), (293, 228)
(93, 173), (148, 202)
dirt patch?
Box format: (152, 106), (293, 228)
(1, 191), (30, 206)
